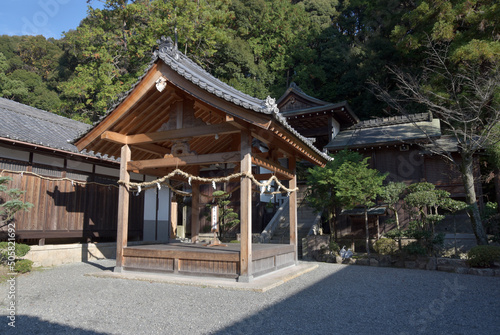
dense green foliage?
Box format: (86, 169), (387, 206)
(3, 0), (496, 123)
(306, 149), (363, 237)
(333, 157), (387, 254)
(467, 245), (500, 268)
(0, 242), (31, 259)
(380, 182), (466, 255)
(373, 238), (397, 255)
(14, 259), (34, 273)
(0, 242), (33, 273)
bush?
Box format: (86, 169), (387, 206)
(403, 241), (427, 256)
(14, 259), (33, 273)
(0, 242), (31, 262)
(467, 245), (500, 268)
(374, 238), (397, 255)
(329, 240), (340, 254)
(385, 229), (404, 240)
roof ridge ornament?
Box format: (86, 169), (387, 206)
(263, 96), (279, 114)
(156, 36), (179, 60)
(289, 82), (303, 93)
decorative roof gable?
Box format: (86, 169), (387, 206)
(74, 37), (331, 165)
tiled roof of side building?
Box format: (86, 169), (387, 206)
(325, 113), (442, 150)
(0, 97), (99, 156)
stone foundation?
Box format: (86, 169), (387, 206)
(25, 241), (166, 267)
(302, 236), (500, 277)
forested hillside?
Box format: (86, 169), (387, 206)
(0, 0), (498, 123)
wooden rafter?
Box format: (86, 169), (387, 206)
(133, 144), (170, 157)
(251, 155), (294, 180)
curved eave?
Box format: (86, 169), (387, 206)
(276, 83), (330, 107)
(269, 120), (331, 167)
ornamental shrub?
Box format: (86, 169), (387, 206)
(467, 245), (500, 268)
(14, 259), (33, 273)
(374, 238), (397, 255)
(0, 242), (31, 262)
(329, 240), (340, 254)
(403, 241), (427, 256)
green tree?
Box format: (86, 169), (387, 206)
(333, 157), (387, 255)
(0, 177), (33, 227)
(0, 52), (28, 100)
(306, 149), (363, 239)
(0, 35), (65, 113)
(380, 181), (407, 230)
(59, 0), (232, 122)
(213, 0), (311, 99)
(402, 182), (460, 254)
(205, 190), (240, 240)
(289, 0), (415, 119)
(370, 0), (500, 245)
(379, 181), (407, 249)
(370, 42), (499, 245)
(404, 182), (448, 233)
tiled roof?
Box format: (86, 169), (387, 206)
(346, 112), (433, 130)
(325, 113), (442, 150)
(0, 97), (92, 155)
(80, 36), (331, 162)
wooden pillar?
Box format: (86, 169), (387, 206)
(115, 144), (131, 272)
(239, 130), (253, 282)
(289, 157), (298, 263)
(191, 168), (201, 242)
(170, 195), (178, 239)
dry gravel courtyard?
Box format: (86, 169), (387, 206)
(1, 259), (499, 334)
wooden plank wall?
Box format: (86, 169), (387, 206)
(0, 168), (144, 242)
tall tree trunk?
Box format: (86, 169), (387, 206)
(394, 207), (400, 230)
(365, 206), (370, 256)
(494, 169), (500, 213)
(461, 154), (488, 245)
(393, 206), (402, 249)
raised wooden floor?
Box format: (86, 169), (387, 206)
(122, 242), (296, 279)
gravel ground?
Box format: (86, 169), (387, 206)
(0, 260), (499, 335)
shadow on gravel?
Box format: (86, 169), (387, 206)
(214, 263), (500, 335)
(1, 315), (108, 334)
(83, 261), (114, 271)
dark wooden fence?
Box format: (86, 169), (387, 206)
(0, 161), (143, 243)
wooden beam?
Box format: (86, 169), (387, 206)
(115, 144), (131, 272)
(126, 122), (240, 144)
(127, 151), (241, 171)
(251, 155), (294, 180)
(100, 122), (240, 146)
(101, 131), (128, 145)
